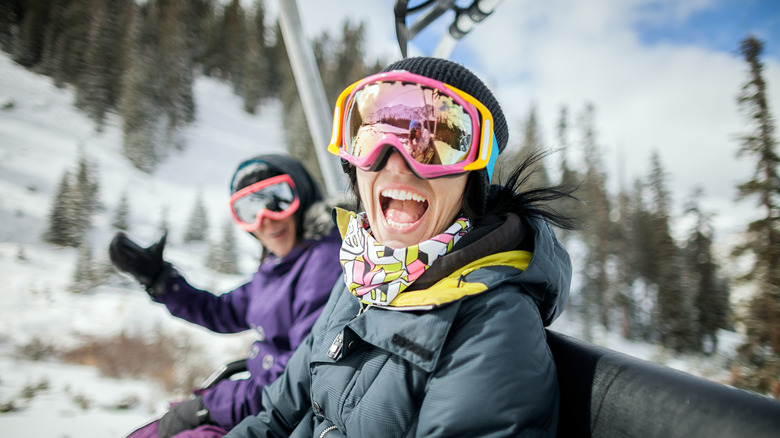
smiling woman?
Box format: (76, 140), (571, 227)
(109, 154), (344, 438)
(226, 57), (580, 438)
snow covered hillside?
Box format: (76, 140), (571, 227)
(0, 50), (744, 437)
(0, 50), (285, 436)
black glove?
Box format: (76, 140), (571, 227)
(109, 231), (171, 295)
(157, 395), (212, 438)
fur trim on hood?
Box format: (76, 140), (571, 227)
(303, 196), (352, 241)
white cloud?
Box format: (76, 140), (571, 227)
(456, 0), (779, 241)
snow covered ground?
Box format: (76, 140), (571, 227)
(0, 51), (275, 436)
(0, 51), (743, 437)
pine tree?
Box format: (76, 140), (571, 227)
(627, 178), (657, 341)
(120, 4), (166, 172)
(220, 219), (239, 275)
(495, 105), (548, 186)
(157, 0), (197, 130)
(577, 103), (612, 336)
(43, 154), (101, 247)
(646, 152), (697, 352)
(206, 218), (239, 274)
(262, 21), (285, 98)
(731, 36), (780, 398)
(519, 105), (551, 188)
(120, 0), (197, 171)
(553, 105), (582, 244)
(612, 186), (637, 339)
(71, 153), (101, 244)
(38, 0), (81, 80)
(71, 241), (98, 293)
(75, 0), (134, 129)
(13, 0), (50, 67)
(43, 0), (93, 88)
(0, 0), (23, 52)
(200, 2), (226, 78)
(43, 170), (79, 247)
(683, 188), (730, 354)
(241, 0), (269, 114)
(183, 193), (209, 242)
(179, 0), (214, 67)
(321, 20), (375, 103)
(112, 191), (131, 231)
(221, 0), (247, 92)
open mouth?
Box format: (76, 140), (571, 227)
(380, 188), (428, 229)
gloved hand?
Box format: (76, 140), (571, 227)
(109, 231), (171, 295)
(158, 395), (212, 438)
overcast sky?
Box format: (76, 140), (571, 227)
(270, 0), (780, 244)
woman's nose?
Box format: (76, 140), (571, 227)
(384, 149), (413, 174)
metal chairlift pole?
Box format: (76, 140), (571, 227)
(276, 0), (346, 196)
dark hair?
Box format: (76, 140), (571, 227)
(483, 150), (582, 230)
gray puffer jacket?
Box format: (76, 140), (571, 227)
(225, 211), (571, 438)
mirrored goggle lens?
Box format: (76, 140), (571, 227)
(344, 81), (475, 166)
(233, 182), (296, 224)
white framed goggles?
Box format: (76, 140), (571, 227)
(229, 174), (300, 232)
(327, 70), (498, 181)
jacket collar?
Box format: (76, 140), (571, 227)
(315, 211), (571, 372)
(342, 252), (531, 372)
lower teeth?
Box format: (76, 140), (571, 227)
(386, 218), (414, 229)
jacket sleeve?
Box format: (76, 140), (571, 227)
(278, 238), (342, 370)
(153, 271), (252, 333)
(416, 291), (559, 437)
(223, 333), (314, 438)
(203, 240), (342, 429)
(224, 280), (345, 438)
(233, 237), (342, 400)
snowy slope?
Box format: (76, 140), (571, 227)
(0, 51), (285, 436)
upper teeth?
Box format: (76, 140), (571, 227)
(381, 189), (426, 202)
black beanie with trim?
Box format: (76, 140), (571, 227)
(230, 154), (323, 238)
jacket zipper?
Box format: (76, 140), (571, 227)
(319, 424), (339, 438)
(328, 303), (372, 359)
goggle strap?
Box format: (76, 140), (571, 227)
(486, 132), (498, 183)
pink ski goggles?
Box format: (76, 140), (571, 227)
(229, 174), (300, 232)
(327, 70), (498, 180)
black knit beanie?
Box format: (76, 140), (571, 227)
(230, 154), (323, 239)
(381, 57), (508, 216)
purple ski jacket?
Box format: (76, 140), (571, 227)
(153, 226), (341, 430)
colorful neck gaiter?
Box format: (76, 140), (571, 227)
(339, 211), (470, 306)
